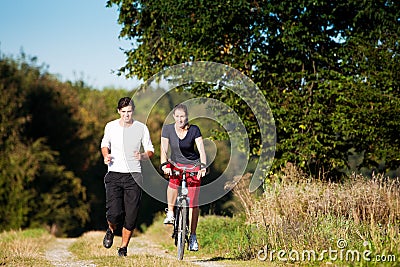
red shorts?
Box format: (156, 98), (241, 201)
(168, 163), (201, 208)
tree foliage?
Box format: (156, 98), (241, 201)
(0, 53), (188, 234)
(0, 54), (90, 235)
(107, 0), (400, 178)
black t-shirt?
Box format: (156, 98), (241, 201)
(161, 124), (202, 164)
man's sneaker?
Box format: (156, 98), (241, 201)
(163, 212), (174, 224)
(118, 246), (127, 257)
(103, 228), (114, 249)
(188, 234), (199, 251)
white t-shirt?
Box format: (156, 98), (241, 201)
(100, 119), (154, 173)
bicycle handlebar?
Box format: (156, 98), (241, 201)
(160, 159), (208, 174)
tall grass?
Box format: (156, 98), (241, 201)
(0, 228), (54, 266)
(224, 163), (400, 265)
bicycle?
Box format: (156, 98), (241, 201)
(160, 159), (207, 260)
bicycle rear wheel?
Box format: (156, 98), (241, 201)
(176, 199), (188, 260)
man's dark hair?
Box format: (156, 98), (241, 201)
(117, 97), (135, 111)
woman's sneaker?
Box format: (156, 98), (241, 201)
(163, 210), (174, 224)
(189, 234), (199, 251)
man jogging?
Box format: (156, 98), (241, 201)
(100, 97), (154, 256)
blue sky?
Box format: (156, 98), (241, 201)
(0, 0), (140, 89)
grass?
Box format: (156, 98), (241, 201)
(92, 164), (400, 266)
(226, 164), (400, 266)
(1, 164), (399, 267)
(143, 213), (274, 266)
(0, 228), (54, 267)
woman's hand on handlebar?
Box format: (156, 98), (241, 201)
(197, 163), (207, 179)
(162, 165), (172, 176)
(197, 168), (206, 179)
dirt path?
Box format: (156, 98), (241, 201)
(45, 235), (226, 267)
(45, 238), (96, 267)
(128, 234), (226, 266)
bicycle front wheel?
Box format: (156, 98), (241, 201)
(176, 199), (188, 260)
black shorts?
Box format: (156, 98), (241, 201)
(104, 172), (143, 231)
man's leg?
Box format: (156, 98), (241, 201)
(120, 173), (142, 254)
(103, 172), (123, 249)
(107, 221), (117, 231)
(121, 227), (132, 247)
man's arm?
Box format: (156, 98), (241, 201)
(136, 150), (154, 160)
(136, 124), (154, 160)
(101, 147), (112, 165)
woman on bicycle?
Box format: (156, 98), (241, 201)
(160, 103), (206, 251)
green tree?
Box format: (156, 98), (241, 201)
(0, 54), (89, 235)
(107, 0), (400, 179)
